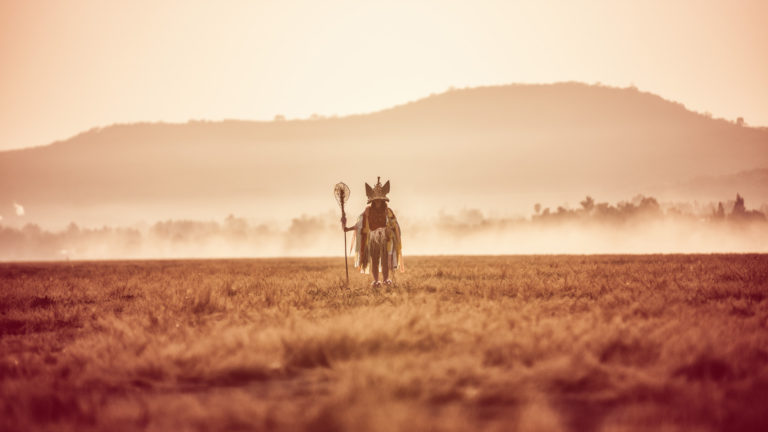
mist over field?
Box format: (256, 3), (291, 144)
(2, 194), (766, 261)
(0, 83), (766, 260)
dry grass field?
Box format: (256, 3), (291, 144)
(1, 255), (767, 432)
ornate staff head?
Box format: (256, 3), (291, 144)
(334, 182), (350, 210)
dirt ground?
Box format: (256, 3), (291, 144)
(1, 255), (767, 432)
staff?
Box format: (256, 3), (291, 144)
(334, 182), (350, 286)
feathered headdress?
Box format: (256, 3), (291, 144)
(365, 177), (390, 203)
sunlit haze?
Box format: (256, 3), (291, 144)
(1, 1), (768, 259)
(2, 0), (768, 151)
(3, 4), (768, 427)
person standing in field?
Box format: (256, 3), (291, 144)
(341, 177), (404, 287)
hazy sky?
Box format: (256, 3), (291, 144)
(1, 0), (767, 151)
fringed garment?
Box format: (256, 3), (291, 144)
(350, 206), (404, 274)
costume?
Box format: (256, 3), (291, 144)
(350, 178), (404, 274)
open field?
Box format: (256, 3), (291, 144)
(1, 255), (767, 432)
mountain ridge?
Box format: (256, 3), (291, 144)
(1, 82), (766, 227)
(6, 82), (756, 154)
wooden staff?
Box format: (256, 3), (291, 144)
(341, 190), (349, 285)
(334, 182), (351, 287)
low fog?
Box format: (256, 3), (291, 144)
(1, 195), (766, 261)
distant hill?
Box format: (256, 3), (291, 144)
(1, 82), (766, 226)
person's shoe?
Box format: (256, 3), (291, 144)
(384, 279), (393, 286)
(371, 280), (381, 288)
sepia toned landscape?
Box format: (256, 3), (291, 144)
(3, 2), (768, 431)
(2, 255), (767, 432)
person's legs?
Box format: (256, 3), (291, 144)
(370, 246), (380, 282)
(382, 248), (390, 282)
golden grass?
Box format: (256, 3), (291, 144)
(1, 255), (767, 432)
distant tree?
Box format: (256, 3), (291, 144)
(637, 196), (661, 214)
(22, 224), (42, 236)
(580, 196), (595, 212)
(728, 193), (766, 222)
(732, 193), (746, 215)
(713, 202), (725, 219)
(736, 117), (745, 127)
(534, 203), (541, 214)
(274, 114), (286, 121)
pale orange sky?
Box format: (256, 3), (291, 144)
(1, 0), (767, 151)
